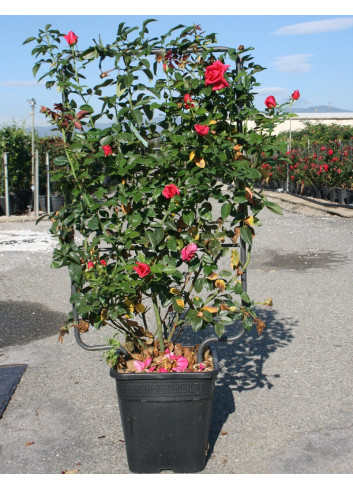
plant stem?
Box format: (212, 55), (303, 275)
(152, 296), (165, 352)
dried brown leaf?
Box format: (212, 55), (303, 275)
(77, 319), (89, 333)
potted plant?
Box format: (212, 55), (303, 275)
(26, 21), (292, 473)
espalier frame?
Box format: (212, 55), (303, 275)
(67, 45), (247, 354)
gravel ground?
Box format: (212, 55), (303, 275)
(0, 201), (352, 474)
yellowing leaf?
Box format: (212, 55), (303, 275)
(176, 299), (185, 308)
(206, 272), (218, 281)
(121, 203), (132, 214)
(244, 216), (254, 226)
(229, 306), (238, 312)
(195, 157), (206, 168)
(209, 120), (217, 125)
(215, 279), (226, 292)
(189, 150), (196, 161)
(202, 306), (219, 313)
(170, 287), (182, 295)
(124, 299), (134, 312)
(135, 303), (146, 313)
(231, 249), (240, 269)
(187, 226), (199, 240)
(244, 187), (253, 203)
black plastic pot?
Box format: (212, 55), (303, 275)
(321, 186), (331, 201)
(110, 348), (219, 473)
(50, 195), (64, 212)
(0, 193), (20, 215)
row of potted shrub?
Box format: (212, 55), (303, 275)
(256, 140), (353, 205)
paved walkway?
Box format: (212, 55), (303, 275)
(0, 193), (352, 474)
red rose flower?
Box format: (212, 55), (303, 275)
(100, 259), (107, 266)
(162, 183), (180, 199)
(102, 145), (113, 156)
(194, 124), (209, 137)
(63, 31), (78, 46)
(291, 90), (300, 100)
(132, 262), (151, 278)
(328, 149), (333, 155)
(205, 60), (230, 91)
(265, 96), (277, 109)
(87, 261), (94, 270)
(183, 94), (194, 109)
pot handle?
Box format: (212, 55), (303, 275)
(196, 326), (245, 364)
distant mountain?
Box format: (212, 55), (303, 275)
(31, 105), (353, 137)
(294, 105), (353, 113)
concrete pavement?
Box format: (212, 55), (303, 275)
(0, 192), (352, 474)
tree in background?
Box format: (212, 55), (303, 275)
(0, 123), (64, 194)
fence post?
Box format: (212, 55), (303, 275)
(3, 153), (10, 216)
(285, 143), (290, 193)
(46, 152), (51, 213)
(34, 150), (39, 217)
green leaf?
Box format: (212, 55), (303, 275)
(214, 322), (225, 338)
(194, 278), (203, 293)
(129, 122), (148, 147)
(32, 63), (41, 77)
(221, 202), (232, 220)
(191, 316), (203, 332)
(68, 262), (82, 284)
(153, 227), (164, 246)
(240, 225), (252, 246)
(241, 292), (251, 305)
(87, 215), (100, 230)
(53, 156), (68, 166)
(146, 230), (156, 250)
(263, 199), (283, 215)
(23, 37), (37, 45)
(242, 314), (253, 331)
(79, 104), (94, 113)
(209, 239), (222, 257)
(182, 211), (195, 226)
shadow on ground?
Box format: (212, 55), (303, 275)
(0, 301), (68, 348)
(178, 309), (296, 463)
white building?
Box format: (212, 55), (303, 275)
(274, 112), (353, 135)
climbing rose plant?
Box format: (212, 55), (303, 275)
(25, 21), (294, 370)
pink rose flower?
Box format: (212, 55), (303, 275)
(194, 124), (209, 137)
(134, 357), (152, 372)
(172, 356), (189, 372)
(181, 243), (198, 262)
(265, 96), (277, 109)
(132, 262), (151, 278)
(205, 60), (230, 91)
(87, 261), (94, 270)
(162, 183), (180, 199)
(291, 90), (300, 100)
(63, 31), (78, 46)
(102, 145), (113, 156)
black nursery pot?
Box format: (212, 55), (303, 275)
(110, 348), (219, 474)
